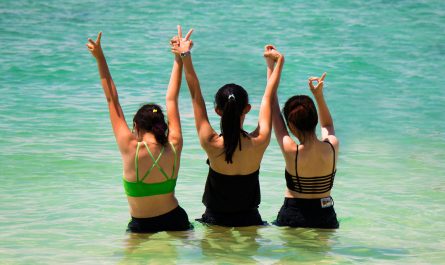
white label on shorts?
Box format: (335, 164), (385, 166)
(321, 197), (333, 208)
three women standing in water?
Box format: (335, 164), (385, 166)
(87, 25), (339, 232)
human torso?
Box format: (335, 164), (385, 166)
(284, 140), (337, 199)
(206, 132), (266, 174)
(202, 132), (266, 212)
(122, 141), (181, 218)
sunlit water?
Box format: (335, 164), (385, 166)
(1, 0), (444, 264)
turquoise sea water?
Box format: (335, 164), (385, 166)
(1, 0), (445, 264)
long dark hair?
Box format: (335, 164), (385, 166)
(214, 84), (249, 164)
(283, 95), (318, 136)
(133, 103), (168, 146)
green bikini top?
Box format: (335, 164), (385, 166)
(123, 141), (178, 197)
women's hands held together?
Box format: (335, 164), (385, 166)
(170, 25), (194, 57)
(264, 44), (283, 66)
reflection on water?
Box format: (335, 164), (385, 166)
(119, 225), (343, 264)
(266, 227), (339, 264)
(200, 225), (264, 264)
(121, 231), (192, 265)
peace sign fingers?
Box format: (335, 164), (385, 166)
(96, 32), (102, 44)
(173, 25), (194, 55)
(184, 28), (194, 40)
(177, 25), (183, 39)
(86, 32), (104, 59)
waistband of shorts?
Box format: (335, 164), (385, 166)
(131, 205), (183, 221)
(283, 196), (334, 208)
(204, 207), (260, 216)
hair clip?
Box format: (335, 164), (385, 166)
(228, 94), (235, 100)
(153, 109), (158, 113)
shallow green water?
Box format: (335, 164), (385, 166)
(1, 0), (445, 264)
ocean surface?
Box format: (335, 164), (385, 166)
(1, 0), (445, 264)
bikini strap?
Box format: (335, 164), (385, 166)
(295, 144), (302, 191)
(324, 140), (336, 175)
(169, 142), (177, 179)
(140, 142), (168, 181)
(135, 142), (142, 182)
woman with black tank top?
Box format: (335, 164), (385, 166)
(171, 26), (284, 226)
(268, 46), (339, 228)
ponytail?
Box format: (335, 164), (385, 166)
(215, 84), (249, 164)
(221, 95), (241, 163)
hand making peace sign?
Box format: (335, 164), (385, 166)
(170, 25), (194, 56)
(86, 32), (103, 59)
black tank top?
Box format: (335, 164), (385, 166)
(202, 162), (261, 213)
(285, 141), (336, 194)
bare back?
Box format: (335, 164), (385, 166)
(205, 132), (268, 175)
(122, 140), (181, 218)
(283, 139), (337, 199)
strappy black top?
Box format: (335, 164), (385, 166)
(285, 141), (336, 194)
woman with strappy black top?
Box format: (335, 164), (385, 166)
(269, 46), (339, 228)
(171, 26), (284, 226)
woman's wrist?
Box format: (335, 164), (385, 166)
(180, 50), (191, 58)
(181, 52), (192, 62)
(313, 93), (325, 101)
(94, 51), (105, 61)
(174, 54), (182, 62)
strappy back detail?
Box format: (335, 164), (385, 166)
(123, 142), (178, 197)
(285, 141), (336, 194)
(135, 142), (177, 182)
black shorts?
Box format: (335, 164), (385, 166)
(197, 208), (265, 227)
(127, 206), (192, 233)
(274, 197), (339, 229)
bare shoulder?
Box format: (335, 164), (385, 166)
(120, 139), (139, 164)
(169, 140), (183, 154)
(168, 137), (183, 152)
(248, 129), (271, 148)
(323, 135), (339, 151)
(201, 133), (223, 151)
(282, 136), (297, 154)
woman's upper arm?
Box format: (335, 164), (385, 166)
(107, 102), (135, 153)
(166, 98), (183, 150)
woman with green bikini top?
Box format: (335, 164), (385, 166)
(86, 30), (192, 233)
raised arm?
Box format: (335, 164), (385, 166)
(252, 46), (284, 146)
(171, 26), (217, 147)
(166, 36), (184, 149)
(264, 45), (294, 153)
(86, 32), (134, 153)
(309, 73), (338, 146)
